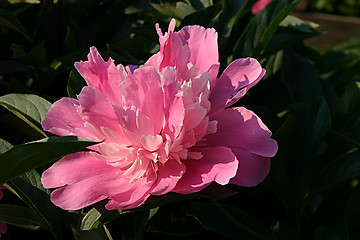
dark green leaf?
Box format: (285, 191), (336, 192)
(0, 138), (13, 154)
(281, 47), (322, 103)
(6, 169), (63, 239)
(149, 204), (203, 237)
(0, 204), (42, 230)
(0, 9), (32, 41)
(233, 0), (300, 58)
(315, 226), (341, 240)
(0, 136), (97, 186)
(179, 2), (222, 28)
(150, 2), (188, 21)
(67, 69), (86, 98)
(262, 16), (321, 58)
(310, 151), (360, 197)
(187, 201), (277, 240)
(0, 94), (52, 137)
(0, 60), (30, 74)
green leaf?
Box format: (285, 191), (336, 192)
(281, 47), (322, 103)
(150, 2), (188, 21)
(233, 0), (300, 58)
(148, 204), (203, 237)
(180, 2), (221, 27)
(50, 50), (89, 75)
(0, 94), (52, 137)
(0, 9), (32, 42)
(0, 204), (42, 230)
(0, 136), (97, 186)
(0, 60), (30, 74)
(67, 69), (87, 98)
(310, 151), (360, 197)
(187, 201), (277, 240)
(6, 170), (63, 239)
(0, 138), (13, 154)
(315, 226), (341, 240)
(81, 208), (102, 231)
(335, 81), (360, 131)
(262, 16), (321, 58)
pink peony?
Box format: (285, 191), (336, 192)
(0, 186), (7, 237)
(41, 19), (278, 210)
(252, 0), (272, 15)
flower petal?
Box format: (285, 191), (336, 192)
(42, 97), (96, 140)
(206, 107), (278, 157)
(41, 152), (116, 189)
(77, 87), (124, 139)
(151, 158), (186, 195)
(94, 173), (155, 210)
(209, 58), (265, 113)
(50, 180), (107, 210)
(179, 25), (219, 77)
(230, 149), (270, 187)
(74, 47), (127, 106)
(0, 221), (7, 235)
(173, 146), (238, 194)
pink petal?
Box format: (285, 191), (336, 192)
(207, 107), (278, 158)
(140, 86), (164, 134)
(42, 97), (95, 140)
(183, 102), (207, 131)
(0, 221), (7, 235)
(178, 25), (219, 76)
(230, 149), (270, 187)
(252, 0), (272, 15)
(94, 173), (155, 210)
(50, 180), (107, 210)
(140, 135), (163, 152)
(151, 158), (186, 195)
(0, 190), (3, 201)
(209, 58), (265, 113)
(74, 47), (127, 107)
(41, 152), (116, 188)
(78, 87), (123, 136)
(173, 146), (238, 194)
(146, 23), (191, 80)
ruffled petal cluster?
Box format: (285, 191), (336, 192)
(41, 19), (278, 210)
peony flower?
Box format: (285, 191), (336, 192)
(252, 0), (272, 15)
(0, 186), (7, 238)
(41, 19), (278, 210)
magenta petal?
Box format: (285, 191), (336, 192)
(41, 152), (116, 188)
(42, 97), (95, 140)
(230, 149), (270, 187)
(252, 0), (272, 15)
(178, 25), (219, 76)
(173, 146), (238, 194)
(209, 58), (265, 113)
(207, 107), (278, 157)
(0, 221), (7, 235)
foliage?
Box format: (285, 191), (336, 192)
(0, 0), (359, 239)
(308, 0), (360, 17)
